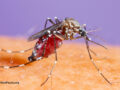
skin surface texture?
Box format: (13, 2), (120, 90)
(0, 37), (120, 90)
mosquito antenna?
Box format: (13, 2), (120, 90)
(86, 27), (106, 43)
(84, 38), (112, 85)
(87, 33), (107, 44)
(86, 29), (100, 33)
(86, 37), (107, 50)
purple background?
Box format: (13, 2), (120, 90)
(0, 0), (119, 45)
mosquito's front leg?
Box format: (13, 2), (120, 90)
(41, 35), (58, 86)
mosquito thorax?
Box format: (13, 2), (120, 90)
(63, 18), (80, 29)
(61, 18), (81, 39)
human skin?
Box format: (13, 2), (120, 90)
(0, 37), (120, 90)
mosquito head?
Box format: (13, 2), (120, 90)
(62, 18), (88, 39)
(79, 24), (87, 37)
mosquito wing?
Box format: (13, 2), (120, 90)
(28, 22), (62, 41)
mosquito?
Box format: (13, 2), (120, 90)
(0, 17), (112, 86)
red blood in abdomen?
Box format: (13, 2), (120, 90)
(35, 35), (62, 58)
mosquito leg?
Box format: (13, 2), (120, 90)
(55, 32), (82, 40)
(0, 47), (33, 54)
(44, 18), (55, 29)
(54, 17), (60, 24)
(0, 47), (33, 68)
(89, 48), (97, 56)
(0, 59), (36, 69)
(41, 35), (58, 86)
(85, 38), (112, 85)
(54, 32), (65, 40)
(0, 43), (47, 69)
(0, 38), (48, 69)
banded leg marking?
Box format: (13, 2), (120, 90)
(44, 18), (55, 29)
(41, 35), (58, 86)
(0, 47), (33, 53)
(85, 37), (112, 85)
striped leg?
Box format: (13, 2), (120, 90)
(0, 47), (33, 54)
(0, 60), (36, 69)
(0, 40), (48, 69)
(85, 37), (112, 85)
(41, 35), (58, 86)
(54, 17), (60, 24)
(44, 18), (55, 29)
(0, 47), (33, 69)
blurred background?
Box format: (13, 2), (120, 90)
(0, 0), (119, 45)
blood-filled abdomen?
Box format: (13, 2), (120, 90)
(28, 35), (62, 61)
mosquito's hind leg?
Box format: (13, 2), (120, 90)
(44, 18), (55, 29)
(0, 38), (48, 69)
(0, 48), (33, 54)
